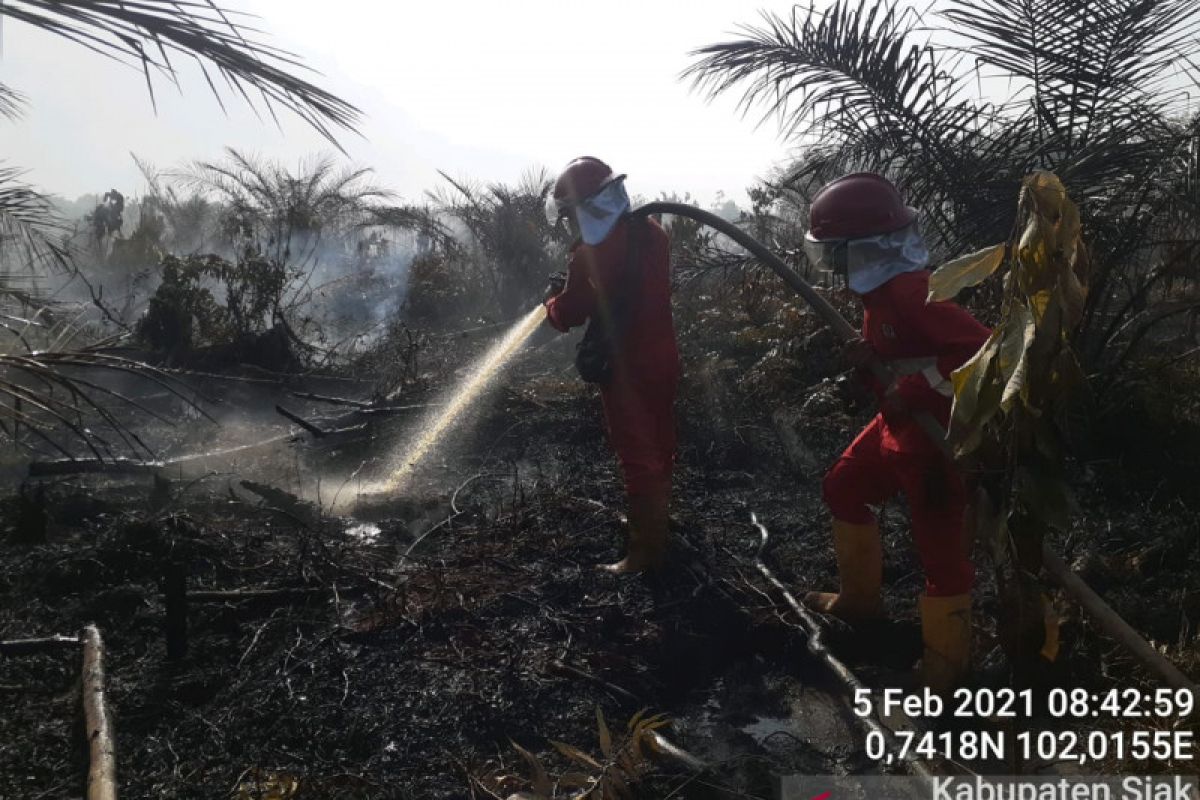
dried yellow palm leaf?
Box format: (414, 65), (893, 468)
(1014, 172), (1086, 324)
(928, 243), (1006, 302)
(949, 172), (1090, 451)
(948, 321), (1004, 450)
(1000, 304), (1037, 413)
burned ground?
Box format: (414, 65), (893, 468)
(1, 308), (1197, 799)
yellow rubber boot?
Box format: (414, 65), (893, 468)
(919, 593), (972, 693)
(602, 492), (668, 574)
(803, 520), (884, 622)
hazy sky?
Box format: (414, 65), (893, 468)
(1, 1), (814, 205)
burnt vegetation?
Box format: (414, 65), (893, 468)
(1, 1), (1199, 798)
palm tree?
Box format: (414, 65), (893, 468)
(184, 148), (390, 268)
(0, 1), (359, 459)
(431, 169), (565, 317)
(684, 0), (1200, 383)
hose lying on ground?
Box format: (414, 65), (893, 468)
(750, 514), (940, 781)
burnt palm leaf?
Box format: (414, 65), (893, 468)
(0, 0), (360, 144)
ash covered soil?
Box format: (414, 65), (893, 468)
(1, 321), (1198, 798)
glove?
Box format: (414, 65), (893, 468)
(545, 271), (567, 301)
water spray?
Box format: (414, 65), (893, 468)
(364, 201), (841, 499)
(366, 305), (546, 493)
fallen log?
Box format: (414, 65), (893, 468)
(81, 625), (117, 800)
(0, 634), (80, 657)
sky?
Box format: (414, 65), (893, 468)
(0, 1), (816, 207)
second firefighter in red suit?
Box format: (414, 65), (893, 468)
(802, 173), (991, 691)
(543, 157), (680, 574)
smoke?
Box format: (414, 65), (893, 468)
(283, 225), (421, 354)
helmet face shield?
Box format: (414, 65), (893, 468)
(844, 221), (925, 273)
(805, 221), (929, 293)
(803, 234), (850, 275)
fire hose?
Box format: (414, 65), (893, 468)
(627, 201), (1198, 700)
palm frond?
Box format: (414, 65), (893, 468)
(942, 0), (1200, 119)
(427, 170), (564, 314)
(0, 343), (207, 461)
(942, 0), (1200, 174)
(0, 0), (360, 144)
(0, 165), (70, 275)
(368, 204), (460, 252)
(684, 2), (980, 143)
(0, 83), (27, 120)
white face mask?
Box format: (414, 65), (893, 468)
(545, 179), (632, 246)
(574, 179), (631, 245)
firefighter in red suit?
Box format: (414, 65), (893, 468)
(543, 157), (680, 573)
(802, 173), (990, 690)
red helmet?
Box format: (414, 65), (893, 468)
(546, 156), (625, 222)
(807, 172), (917, 241)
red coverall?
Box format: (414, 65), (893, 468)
(544, 217), (680, 497)
(822, 270), (991, 597)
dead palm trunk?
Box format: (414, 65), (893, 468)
(81, 625), (117, 800)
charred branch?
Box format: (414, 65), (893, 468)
(0, 634), (80, 657)
(274, 404), (328, 437)
(287, 390), (373, 409)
